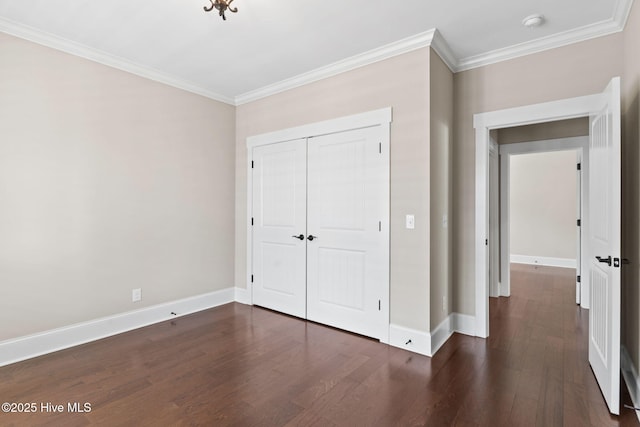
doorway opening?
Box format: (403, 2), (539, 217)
(473, 77), (621, 415)
(489, 133), (589, 309)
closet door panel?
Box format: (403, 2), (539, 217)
(252, 139), (307, 318)
(306, 127), (386, 339)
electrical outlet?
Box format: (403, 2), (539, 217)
(132, 288), (141, 302)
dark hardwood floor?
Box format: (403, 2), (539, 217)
(1, 264), (638, 426)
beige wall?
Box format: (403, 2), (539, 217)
(622, 0), (640, 376)
(236, 48), (433, 332)
(429, 50), (453, 327)
(0, 33), (236, 341)
(452, 33), (624, 315)
(509, 151), (578, 261)
(3, 2), (639, 364)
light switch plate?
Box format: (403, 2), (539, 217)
(406, 214), (415, 229)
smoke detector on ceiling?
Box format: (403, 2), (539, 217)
(522, 14), (545, 28)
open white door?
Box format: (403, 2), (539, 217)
(252, 139), (307, 318)
(588, 77), (621, 415)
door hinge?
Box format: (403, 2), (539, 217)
(577, 275), (581, 283)
(379, 142), (382, 154)
(251, 274), (254, 283)
(577, 163), (581, 171)
(485, 239), (488, 246)
(379, 221), (381, 232)
(378, 300), (381, 311)
(577, 219), (581, 227)
(251, 161), (254, 169)
(251, 217), (254, 226)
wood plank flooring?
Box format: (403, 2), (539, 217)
(0, 264), (638, 426)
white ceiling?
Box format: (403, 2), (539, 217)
(0, 0), (634, 105)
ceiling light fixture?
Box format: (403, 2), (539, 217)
(522, 14), (544, 28)
(204, 0), (238, 20)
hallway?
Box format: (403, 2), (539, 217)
(483, 263), (638, 426)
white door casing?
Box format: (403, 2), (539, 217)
(251, 139), (307, 318)
(576, 152), (583, 305)
(587, 77), (621, 415)
(306, 127), (387, 339)
(489, 138), (500, 298)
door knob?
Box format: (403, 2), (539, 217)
(596, 255), (612, 266)
(292, 234), (304, 240)
(307, 235), (317, 241)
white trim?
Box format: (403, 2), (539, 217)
(499, 136), (589, 155)
(510, 255), (577, 269)
(246, 107), (393, 148)
(389, 324), (432, 357)
(430, 316), (454, 355)
(474, 88), (612, 339)
(456, 1), (634, 72)
(0, 17), (235, 105)
(234, 287), (251, 305)
(474, 95), (602, 131)
(622, 346), (640, 422)
(389, 313), (478, 357)
(236, 30), (442, 105)
(500, 150), (511, 297)
(452, 313), (477, 337)
(3, 0), (633, 106)
(0, 288), (235, 367)
(430, 29), (457, 72)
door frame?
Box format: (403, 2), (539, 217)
(246, 107), (392, 343)
(473, 94), (601, 338)
(497, 137), (589, 307)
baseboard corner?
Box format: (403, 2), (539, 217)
(389, 323), (432, 357)
(234, 286), (251, 305)
(452, 312), (477, 337)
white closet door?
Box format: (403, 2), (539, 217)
(252, 139), (307, 318)
(306, 127), (387, 339)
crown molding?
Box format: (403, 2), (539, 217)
(455, 0), (633, 72)
(0, 17), (235, 105)
(614, 0), (635, 26)
(235, 29), (441, 105)
(1, 0), (633, 104)
(430, 29), (457, 72)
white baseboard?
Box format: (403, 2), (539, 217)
(234, 286), (251, 305)
(622, 346), (640, 422)
(430, 316), (454, 355)
(0, 287), (235, 368)
(510, 254), (576, 269)
(452, 313), (477, 337)
(389, 312), (478, 358)
(389, 323), (432, 356)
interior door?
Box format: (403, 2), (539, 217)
(252, 139), (307, 318)
(306, 127), (387, 339)
(588, 77), (621, 415)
